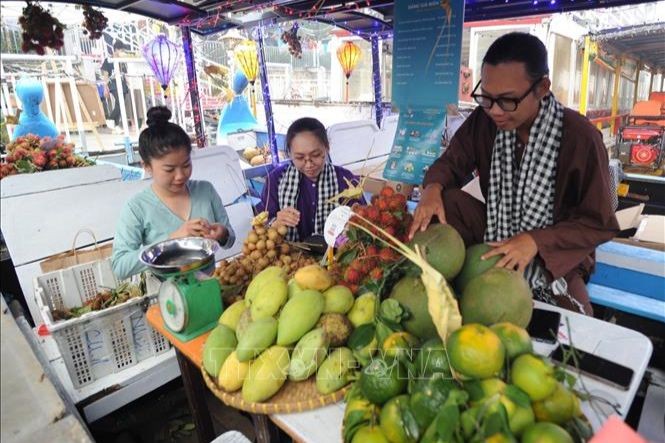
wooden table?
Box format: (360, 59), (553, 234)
(147, 300), (654, 443)
(146, 305), (282, 443)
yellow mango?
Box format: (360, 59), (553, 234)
(242, 346), (290, 403)
(218, 351), (250, 392)
(294, 264), (333, 291)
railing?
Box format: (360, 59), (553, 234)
(589, 113), (630, 135)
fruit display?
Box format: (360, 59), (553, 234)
(342, 322), (591, 443)
(204, 264), (365, 403)
(51, 282), (143, 321)
(241, 146), (272, 166)
(199, 184), (597, 441)
(212, 221), (317, 304)
(1, 134), (95, 179)
(333, 187), (413, 295)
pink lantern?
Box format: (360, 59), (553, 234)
(142, 34), (181, 97)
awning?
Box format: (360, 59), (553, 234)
(594, 23), (665, 71)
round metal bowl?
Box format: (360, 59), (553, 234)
(140, 237), (219, 276)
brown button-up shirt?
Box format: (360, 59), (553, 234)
(423, 106), (620, 280)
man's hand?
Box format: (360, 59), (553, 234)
(275, 207), (300, 227)
(408, 184), (446, 240)
(482, 233), (538, 274)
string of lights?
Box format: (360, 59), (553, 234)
(370, 34), (383, 128)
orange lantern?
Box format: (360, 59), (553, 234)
(336, 41), (362, 102)
(235, 40), (259, 116)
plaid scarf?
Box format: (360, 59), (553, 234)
(277, 162), (339, 241)
(484, 93), (573, 299)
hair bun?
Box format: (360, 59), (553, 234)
(146, 106), (172, 127)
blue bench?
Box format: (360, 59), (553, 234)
(589, 241), (665, 323)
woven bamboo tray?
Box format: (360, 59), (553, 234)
(202, 368), (350, 414)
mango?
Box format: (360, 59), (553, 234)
(289, 328), (329, 381)
(218, 300), (246, 331)
(287, 278), (305, 299)
(294, 264), (333, 291)
(245, 266), (286, 305)
(218, 351), (250, 392)
(323, 285), (355, 314)
(348, 292), (377, 327)
(236, 317), (278, 362)
(242, 346), (290, 403)
(316, 347), (356, 394)
(247, 267), (288, 320)
(235, 308), (253, 341)
(202, 324), (237, 377)
(277, 289), (325, 345)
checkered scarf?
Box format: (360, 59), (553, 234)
(278, 162), (339, 241)
(484, 93), (571, 298)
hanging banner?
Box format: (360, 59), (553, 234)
(385, 0), (465, 184)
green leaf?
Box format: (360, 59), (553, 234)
(374, 321), (394, 347)
(348, 324), (375, 351)
(379, 299), (404, 324)
(338, 248), (358, 266)
(504, 385), (531, 409)
(435, 404), (460, 440)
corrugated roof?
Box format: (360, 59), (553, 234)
(45, 0), (660, 36)
(594, 23), (665, 71)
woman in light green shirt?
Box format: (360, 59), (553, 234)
(112, 107), (235, 279)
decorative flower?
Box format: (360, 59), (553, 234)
(82, 5), (108, 40)
(19, 2), (65, 55)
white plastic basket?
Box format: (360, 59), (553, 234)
(34, 259), (171, 389)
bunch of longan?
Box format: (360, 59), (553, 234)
(214, 224), (317, 288)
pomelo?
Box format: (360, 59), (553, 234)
(410, 224), (465, 281)
(454, 243), (501, 293)
(389, 276), (438, 340)
(460, 268), (533, 328)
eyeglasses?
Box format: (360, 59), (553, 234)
(471, 78), (543, 112)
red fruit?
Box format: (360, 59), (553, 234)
(380, 186), (395, 197)
(366, 206), (380, 222)
(361, 258), (378, 274)
(33, 153), (47, 167)
(376, 198), (389, 211)
(344, 267), (362, 284)
(380, 212), (397, 227)
(366, 245), (379, 257)
(389, 195), (407, 211)
(348, 284), (359, 295)
(350, 258), (364, 272)
(369, 267), (383, 280)
(379, 247), (394, 263)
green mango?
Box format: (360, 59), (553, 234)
(347, 292), (377, 327)
(289, 328), (329, 381)
(242, 346), (290, 403)
(323, 285), (355, 314)
(202, 324), (237, 377)
(316, 347), (356, 395)
(245, 266), (285, 304)
(277, 289), (325, 346)
(236, 317), (277, 362)
(234, 308), (253, 341)
(287, 278), (305, 299)
(218, 300), (246, 331)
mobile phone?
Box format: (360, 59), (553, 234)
(527, 308), (561, 344)
(549, 343), (634, 391)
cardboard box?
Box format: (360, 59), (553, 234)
(352, 165), (415, 198)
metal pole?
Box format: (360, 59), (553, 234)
(610, 58), (622, 135)
(633, 62), (643, 106)
(371, 35), (383, 128)
(114, 61), (133, 163)
(256, 25), (278, 164)
(578, 36), (593, 116)
(181, 25), (205, 147)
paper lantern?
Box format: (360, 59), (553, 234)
(234, 40), (259, 115)
(336, 41), (362, 102)
(142, 34), (181, 97)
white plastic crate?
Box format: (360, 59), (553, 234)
(34, 259), (171, 389)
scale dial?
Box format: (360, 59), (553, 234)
(158, 280), (187, 332)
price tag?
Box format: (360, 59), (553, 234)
(323, 206), (352, 247)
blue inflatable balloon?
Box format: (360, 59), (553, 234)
(232, 71), (249, 95)
(12, 77), (59, 140)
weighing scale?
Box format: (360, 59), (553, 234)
(140, 237), (223, 342)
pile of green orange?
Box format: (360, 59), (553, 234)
(343, 322), (591, 443)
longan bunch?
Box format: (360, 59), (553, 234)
(214, 223), (317, 287)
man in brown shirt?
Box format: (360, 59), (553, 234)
(408, 33), (619, 314)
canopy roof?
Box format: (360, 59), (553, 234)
(594, 23), (665, 71)
(45, 0), (659, 36)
